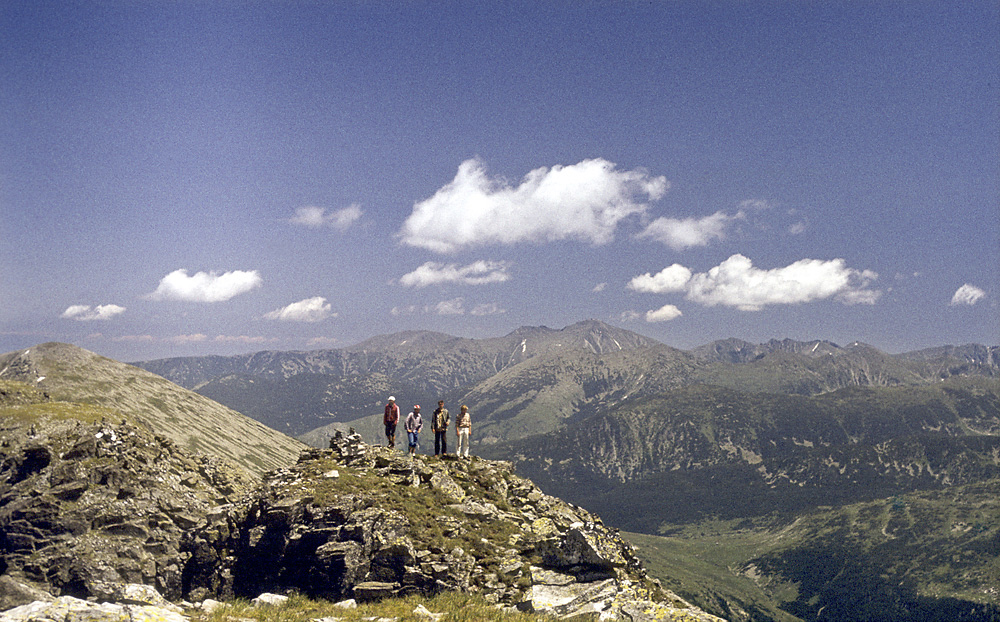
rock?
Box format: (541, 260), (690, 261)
(539, 524), (629, 572)
(0, 419), (254, 601)
(86, 582), (179, 610)
(352, 581), (399, 602)
(251, 593), (288, 607)
(0, 576), (53, 612)
(412, 603), (444, 620)
(199, 599), (224, 613)
(0, 596), (188, 622)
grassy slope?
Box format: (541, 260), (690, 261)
(0, 344), (306, 477)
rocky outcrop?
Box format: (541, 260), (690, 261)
(0, 413), (724, 620)
(0, 417), (255, 606)
(182, 431), (724, 620)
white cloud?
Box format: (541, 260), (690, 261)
(739, 199), (772, 211)
(113, 334), (157, 343)
(638, 210), (738, 250)
(147, 269), (262, 302)
(391, 298), (502, 316)
(61, 304), (126, 321)
(950, 283), (986, 306)
(113, 334), (276, 346)
(434, 298), (466, 315)
(630, 254), (880, 311)
(645, 304), (683, 322)
(470, 302), (506, 316)
(399, 261), (511, 287)
(166, 334), (209, 345)
(592, 282), (607, 293)
(289, 204), (362, 230)
(399, 158), (668, 253)
(212, 335), (276, 344)
(619, 310), (642, 322)
(264, 297), (335, 322)
(628, 264), (693, 293)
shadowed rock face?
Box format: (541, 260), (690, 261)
(0, 417), (255, 603)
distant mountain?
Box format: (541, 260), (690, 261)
(136, 320), (668, 438)
(0, 343), (305, 476)
(133, 322), (998, 444)
(690, 337), (843, 363)
(898, 343), (1000, 377)
(486, 377), (1000, 529)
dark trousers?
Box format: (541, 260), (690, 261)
(434, 431), (447, 455)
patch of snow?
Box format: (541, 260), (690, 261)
(0, 366), (7, 376)
(36, 376), (45, 383)
(612, 338), (622, 350)
(521, 339), (527, 353)
(811, 343), (819, 353)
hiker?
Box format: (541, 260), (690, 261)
(456, 404), (472, 459)
(383, 396), (400, 448)
(432, 400), (449, 456)
(405, 404), (423, 457)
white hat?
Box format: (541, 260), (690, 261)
(388, 396), (395, 402)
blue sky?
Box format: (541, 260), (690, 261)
(2, 1), (997, 362)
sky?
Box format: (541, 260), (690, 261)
(2, 1), (997, 362)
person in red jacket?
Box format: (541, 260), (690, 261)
(383, 396), (400, 448)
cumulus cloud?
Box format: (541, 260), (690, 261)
(630, 254), (880, 311)
(950, 283), (986, 306)
(61, 304), (126, 321)
(289, 204), (363, 230)
(264, 297), (335, 322)
(399, 158), (668, 253)
(645, 304), (683, 322)
(628, 264), (693, 294)
(638, 210), (739, 250)
(147, 269), (262, 302)
(399, 261), (511, 287)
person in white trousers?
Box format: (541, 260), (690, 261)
(456, 405), (472, 459)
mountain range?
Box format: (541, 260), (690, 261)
(134, 320), (998, 444)
(128, 320), (1000, 621)
(3, 320), (997, 621)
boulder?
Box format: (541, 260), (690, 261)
(0, 595), (188, 622)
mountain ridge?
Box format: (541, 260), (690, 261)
(132, 321), (998, 443)
(0, 342), (305, 476)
